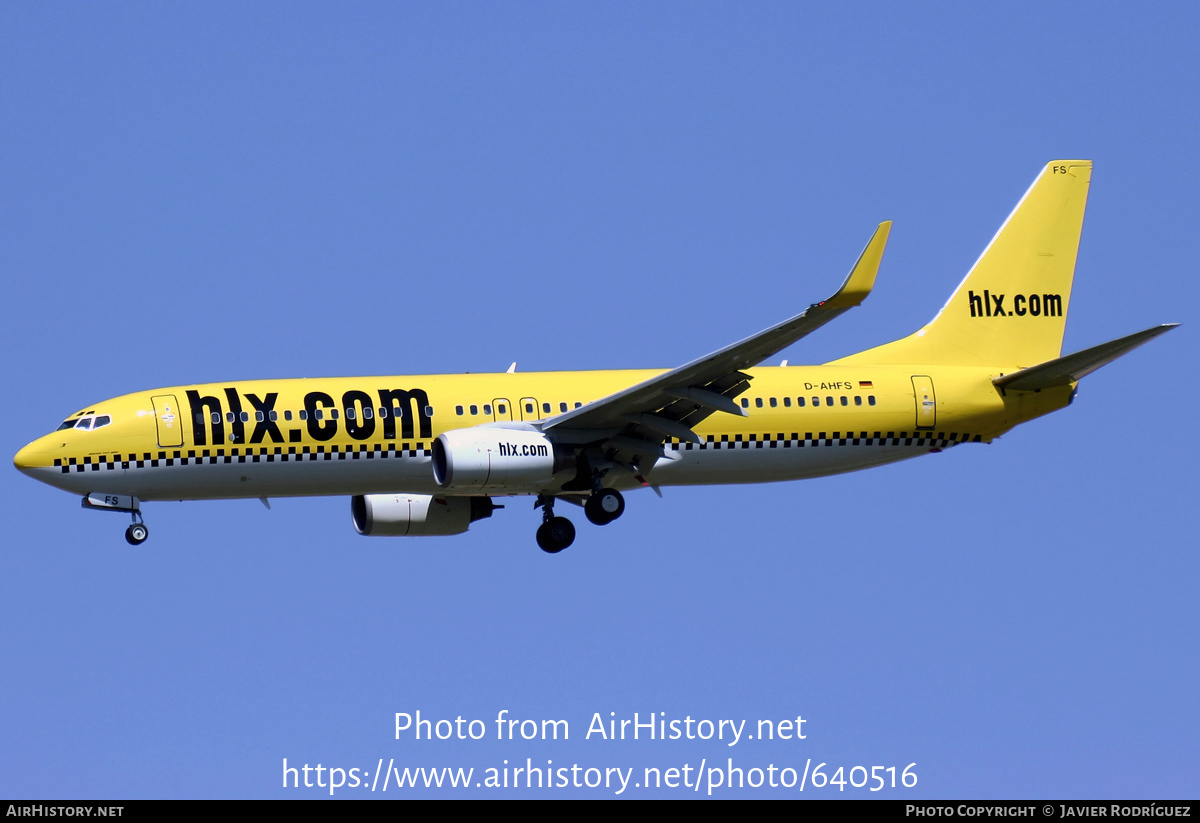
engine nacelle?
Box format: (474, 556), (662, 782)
(431, 428), (574, 493)
(351, 493), (495, 537)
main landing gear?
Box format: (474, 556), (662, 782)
(536, 516), (575, 554)
(535, 495), (575, 553)
(584, 488), (625, 526)
(534, 489), (626, 553)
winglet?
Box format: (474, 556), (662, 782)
(821, 221), (891, 309)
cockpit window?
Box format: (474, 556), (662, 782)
(56, 414), (111, 432)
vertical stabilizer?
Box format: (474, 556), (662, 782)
(833, 161), (1092, 368)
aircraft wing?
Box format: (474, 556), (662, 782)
(541, 222), (891, 459)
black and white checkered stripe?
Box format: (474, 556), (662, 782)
(54, 442), (434, 474)
(667, 431), (981, 450)
(54, 430), (979, 475)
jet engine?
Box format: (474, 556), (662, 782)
(351, 493), (496, 537)
(431, 428), (574, 493)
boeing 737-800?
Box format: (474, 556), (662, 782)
(14, 161), (1176, 552)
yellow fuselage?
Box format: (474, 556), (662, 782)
(14, 364), (1073, 502)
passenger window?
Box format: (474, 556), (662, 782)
(469, 405), (478, 415)
(783, 397), (791, 407)
(393, 407), (403, 418)
(542, 402), (551, 414)
(755, 398), (763, 408)
(840, 396), (848, 406)
(363, 407), (373, 419)
(868, 396), (876, 406)
(240, 411), (249, 422)
(559, 402), (568, 412)
(497, 404), (506, 414)
(211, 412), (221, 424)
(425, 405), (434, 417)
(812, 397), (819, 406)
(455, 405), (464, 416)
(284, 410), (293, 421)
(377, 407), (388, 419)
(300, 410), (308, 421)
(825, 397), (834, 406)
(797, 397), (805, 407)
(770, 397), (777, 408)
(330, 409), (339, 420)
(483, 404), (492, 415)
(574, 402), (582, 409)
(854, 396), (862, 406)
(226, 412), (236, 423)
(313, 409), (323, 420)
(741, 398), (750, 408)
(525, 402), (534, 414)
(256, 411), (265, 422)
(346, 407), (356, 420)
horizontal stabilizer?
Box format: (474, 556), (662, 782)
(993, 324), (1178, 391)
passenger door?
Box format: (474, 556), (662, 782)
(151, 394), (185, 447)
(911, 376), (936, 429)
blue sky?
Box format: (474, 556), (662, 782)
(2, 2), (1196, 798)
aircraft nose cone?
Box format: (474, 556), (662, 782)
(14, 440), (43, 475)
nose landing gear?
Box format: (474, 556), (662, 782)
(81, 494), (149, 545)
(125, 521), (149, 545)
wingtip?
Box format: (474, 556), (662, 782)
(1141, 323), (1180, 337)
(823, 221), (891, 309)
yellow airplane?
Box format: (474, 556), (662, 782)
(14, 161), (1176, 552)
